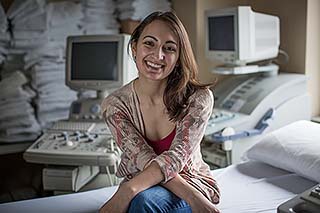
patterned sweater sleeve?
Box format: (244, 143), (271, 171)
(101, 96), (157, 172)
(152, 89), (214, 183)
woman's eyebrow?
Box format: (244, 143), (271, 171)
(143, 35), (157, 41)
(143, 35), (178, 46)
(166, 41), (178, 46)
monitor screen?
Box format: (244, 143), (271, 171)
(208, 15), (235, 51)
(71, 42), (118, 81)
(66, 34), (138, 93)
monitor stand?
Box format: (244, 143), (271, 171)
(68, 90), (112, 121)
(97, 90), (110, 99)
(212, 63), (279, 76)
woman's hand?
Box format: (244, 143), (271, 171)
(99, 182), (136, 213)
(100, 162), (164, 213)
(187, 190), (220, 213)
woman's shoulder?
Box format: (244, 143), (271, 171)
(190, 88), (214, 105)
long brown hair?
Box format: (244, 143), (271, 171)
(129, 11), (215, 122)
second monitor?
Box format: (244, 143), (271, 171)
(66, 34), (138, 98)
(205, 6), (280, 74)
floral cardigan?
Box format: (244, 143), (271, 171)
(101, 80), (220, 204)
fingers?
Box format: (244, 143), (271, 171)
(213, 206), (220, 213)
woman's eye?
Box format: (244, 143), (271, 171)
(164, 46), (176, 52)
(143, 41), (153, 46)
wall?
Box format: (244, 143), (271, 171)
(249, 0), (307, 74)
(171, 0), (198, 57)
(305, 0), (320, 116)
(173, 0), (320, 116)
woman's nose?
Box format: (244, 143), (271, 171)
(153, 47), (165, 60)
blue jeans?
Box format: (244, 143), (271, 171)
(127, 185), (192, 213)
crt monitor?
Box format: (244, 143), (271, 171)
(65, 34), (137, 96)
(205, 6), (280, 66)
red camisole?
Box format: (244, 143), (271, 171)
(146, 128), (176, 155)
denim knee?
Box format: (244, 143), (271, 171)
(127, 186), (191, 213)
(128, 190), (156, 213)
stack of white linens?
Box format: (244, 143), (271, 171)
(7, 0), (81, 127)
(116, 0), (171, 21)
(82, 0), (119, 35)
(0, 71), (41, 142)
(0, 4), (9, 64)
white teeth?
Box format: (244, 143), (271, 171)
(146, 61), (162, 69)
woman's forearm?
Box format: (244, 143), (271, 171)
(161, 174), (220, 212)
(125, 161), (164, 198)
(126, 161), (204, 204)
(161, 173), (202, 204)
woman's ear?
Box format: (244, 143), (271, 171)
(131, 42), (137, 59)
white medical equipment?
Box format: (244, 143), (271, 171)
(202, 6), (310, 168)
(202, 72), (311, 168)
(23, 122), (117, 166)
(24, 121), (120, 192)
(42, 166), (100, 192)
(205, 6), (280, 75)
(24, 34), (137, 193)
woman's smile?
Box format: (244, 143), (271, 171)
(145, 60), (165, 73)
(146, 60), (164, 69)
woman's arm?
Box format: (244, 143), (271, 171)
(152, 89), (214, 182)
(99, 162), (219, 213)
(102, 97), (158, 173)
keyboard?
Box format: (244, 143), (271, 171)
(50, 121), (95, 132)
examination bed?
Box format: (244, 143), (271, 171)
(0, 161), (316, 213)
(0, 120), (319, 212)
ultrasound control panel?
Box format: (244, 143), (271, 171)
(23, 121), (120, 167)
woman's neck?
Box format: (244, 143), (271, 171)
(134, 77), (167, 106)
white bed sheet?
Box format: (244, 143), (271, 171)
(0, 161), (316, 213)
(215, 161), (316, 212)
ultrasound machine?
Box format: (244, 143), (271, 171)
(201, 6), (311, 169)
(24, 34), (137, 194)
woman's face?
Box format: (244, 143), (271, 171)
(132, 20), (180, 81)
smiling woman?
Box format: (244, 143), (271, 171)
(100, 11), (219, 213)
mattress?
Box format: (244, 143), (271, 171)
(0, 161), (316, 213)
